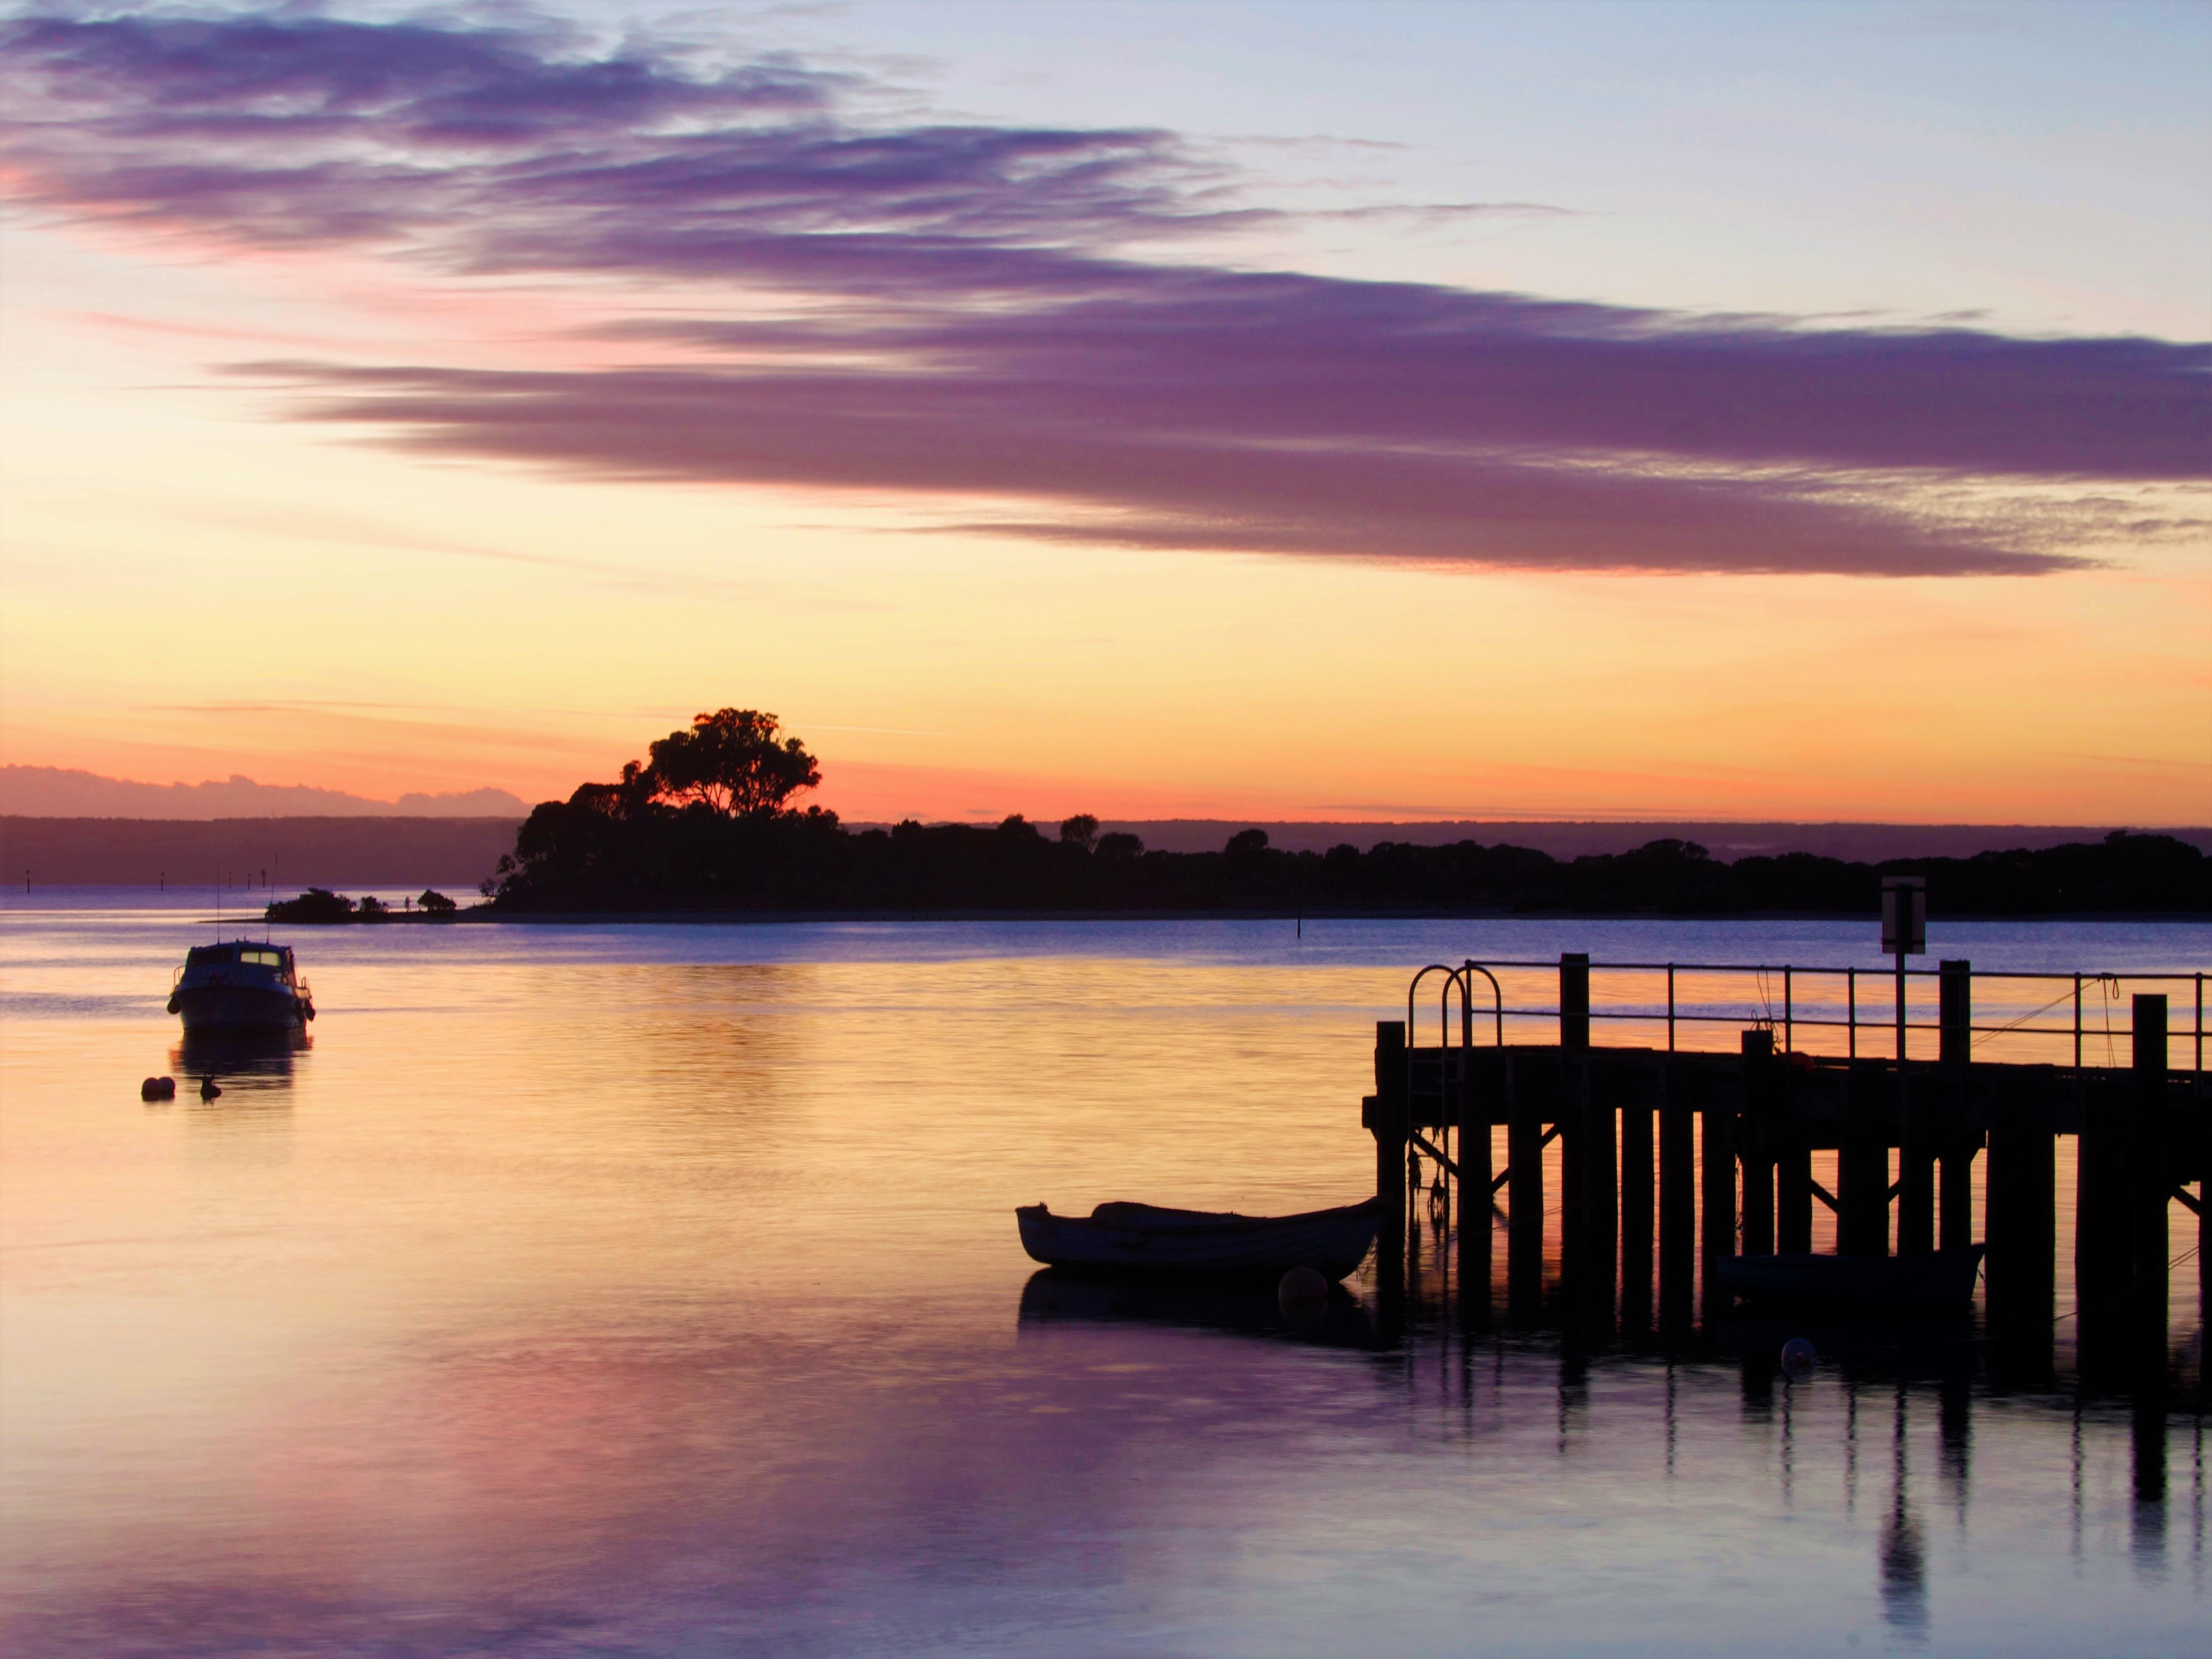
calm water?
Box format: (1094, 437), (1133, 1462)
(2, 897), (2207, 1656)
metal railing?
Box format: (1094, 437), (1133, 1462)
(1404, 957), (2207, 1075)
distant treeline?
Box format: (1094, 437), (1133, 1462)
(482, 807), (2211, 917)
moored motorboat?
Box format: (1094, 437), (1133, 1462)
(1015, 1197), (1380, 1281)
(1716, 1245), (1985, 1310)
(167, 939), (314, 1033)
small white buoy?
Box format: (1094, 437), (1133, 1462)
(140, 1076), (175, 1102)
(1781, 1337), (1817, 1381)
(1277, 1265), (1329, 1318)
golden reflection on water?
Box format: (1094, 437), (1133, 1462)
(2, 914), (2206, 1655)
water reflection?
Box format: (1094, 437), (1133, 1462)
(1018, 1269), (1376, 1348)
(168, 1027), (308, 1095)
(1880, 1386), (1929, 1639)
(2, 912), (2206, 1656)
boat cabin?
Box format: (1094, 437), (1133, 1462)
(182, 942), (297, 979)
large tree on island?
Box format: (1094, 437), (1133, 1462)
(647, 708), (820, 816)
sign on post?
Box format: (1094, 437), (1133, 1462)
(1882, 875), (1926, 956)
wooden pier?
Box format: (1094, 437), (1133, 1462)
(1361, 956), (2209, 1383)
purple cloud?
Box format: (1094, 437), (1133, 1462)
(4, 9), (2204, 575)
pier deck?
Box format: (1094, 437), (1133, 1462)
(1361, 955), (2209, 1388)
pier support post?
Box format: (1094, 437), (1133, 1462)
(1658, 1065), (1695, 1333)
(1739, 1030), (1775, 1256)
(1560, 953), (1590, 1054)
(1899, 1110), (1937, 1257)
(2130, 995), (2169, 1354)
(1986, 1094), (2055, 1380)
(1839, 1064), (1891, 1257)
(2077, 1073), (2130, 1361)
(1938, 960), (1972, 1069)
(1700, 1081), (1737, 1325)
(1934, 960), (1975, 1253)
(1373, 1021), (1407, 1329)
(1578, 1061), (1616, 1333)
(1553, 956), (1592, 1325)
(1619, 1069), (1655, 1335)
(1939, 1136), (1978, 1255)
(1459, 1054), (1494, 1329)
(1773, 1026), (1811, 1255)
(1507, 1063), (1545, 1322)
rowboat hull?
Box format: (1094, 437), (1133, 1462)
(1015, 1198), (1381, 1281)
(1716, 1246), (1985, 1309)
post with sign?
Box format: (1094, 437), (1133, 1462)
(1882, 876), (1926, 1063)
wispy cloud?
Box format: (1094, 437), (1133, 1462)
(4, 7), (2203, 577)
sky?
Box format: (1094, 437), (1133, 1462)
(0, 0), (2206, 826)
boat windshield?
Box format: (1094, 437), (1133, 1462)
(184, 944), (290, 969)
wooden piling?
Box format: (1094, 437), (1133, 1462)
(1838, 1064), (1891, 1257)
(1507, 1062), (1545, 1320)
(1459, 1052), (1494, 1327)
(1560, 953), (1590, 1054)
(1931, 959), (1974, 1253)
(1659, 1065), (1695, 1331)
(1560, 1054), (1587, 1305)
(1898, 1107), (1938, 1256)
(1775, 1135), (1813, 1254)
(2130, 994), (2168, 1349)
(1739, 1030), (1775, 1256)
(1700, 1079), (1737, 1321)
(1986, 1093), (2055, 1376)
(1588, 1061), (1617, 1329)
(1372, 1021), (1407, 1323)
(1939, 960), (1972, 1068)
(2076, 1071), (2128, 1351)
(1619, 1070), (1655, 1333)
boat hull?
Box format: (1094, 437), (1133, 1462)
(1716, 1246), (1985, 1310)
(169, 983), (310, 1034)
(1015, 1198), (1380, 1281)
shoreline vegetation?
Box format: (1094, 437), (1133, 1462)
(261, 710), (2210, 924)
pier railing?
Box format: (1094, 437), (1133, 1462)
(1407, 957), (2207, 1075)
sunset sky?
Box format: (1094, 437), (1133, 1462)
(2, 1), (2206, 825)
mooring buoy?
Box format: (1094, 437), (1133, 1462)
(1277, 1265), (1328, 1318)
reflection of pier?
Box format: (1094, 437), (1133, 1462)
(1362, 954), (2208, 1396)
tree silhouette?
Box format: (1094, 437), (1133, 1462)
(1059, 813), (1099, 849)
(647, 709), (820, 816)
